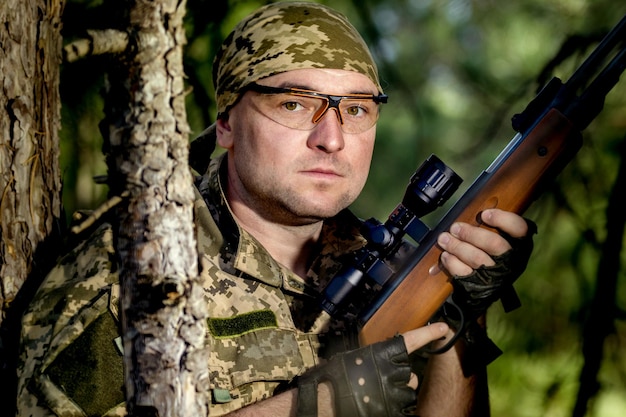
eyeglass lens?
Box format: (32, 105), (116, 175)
(249, 89), (383, 133)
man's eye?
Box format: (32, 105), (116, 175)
(283, 101), (302, 111)
(346, 105), (365, 117)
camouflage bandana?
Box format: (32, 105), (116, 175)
(213, 1), (383, 116)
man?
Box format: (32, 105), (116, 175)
(16, 2), (534, 416)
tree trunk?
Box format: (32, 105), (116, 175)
(572, 138), (626, 417)
(99, 0), (208, 415)
(0, 0), (64, 326)
(0, 1), (64, 412)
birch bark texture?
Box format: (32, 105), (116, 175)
(99, 0), (209, 415)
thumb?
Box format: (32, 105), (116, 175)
(401, 322), (450, 354)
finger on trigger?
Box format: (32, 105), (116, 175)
(402, 322), (450, 354)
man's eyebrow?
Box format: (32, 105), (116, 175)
(275, 82), (309, 90)
(273, 82), (378, 96)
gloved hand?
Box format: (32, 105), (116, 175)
(440, 217), (537, 375)
(296, 335), (416, 417)
(451, 217), (537, 316)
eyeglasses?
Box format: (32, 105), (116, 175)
(243, 83), (388, 134)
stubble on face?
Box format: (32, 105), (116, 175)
(220, 69), (377, 227)
(229, 126), (366, 226)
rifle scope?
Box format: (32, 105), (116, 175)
(320, 155), (462, 317)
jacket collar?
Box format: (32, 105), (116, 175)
(195, 153), (367, 295)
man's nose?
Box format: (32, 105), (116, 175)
(307, 108), (345, 153)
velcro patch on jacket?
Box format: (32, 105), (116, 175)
(45, 311), (124, 416)
(208, 309), (278, 338)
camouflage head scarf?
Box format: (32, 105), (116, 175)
(213, 1), (382, 117)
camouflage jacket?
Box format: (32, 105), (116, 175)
(16, 154), (375, 417)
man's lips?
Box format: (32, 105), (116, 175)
(301, 168), (343, 178)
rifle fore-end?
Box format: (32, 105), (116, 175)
(358, 108), (582, 346)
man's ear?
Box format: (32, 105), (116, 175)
(216, 117), (234, 149)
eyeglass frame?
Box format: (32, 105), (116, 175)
(241, 82), (388, 133)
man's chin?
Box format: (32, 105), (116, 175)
(291, 202), (350, 223)
(279, 191), (355, 222)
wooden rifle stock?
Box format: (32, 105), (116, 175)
(357, 13), (626, 346)
(358, 109), (581, 345)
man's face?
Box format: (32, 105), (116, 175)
(216, 68), (379, 226)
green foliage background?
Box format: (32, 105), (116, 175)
(58, 1), (626, 416)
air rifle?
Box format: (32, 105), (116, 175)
(319, 14), (626, 347)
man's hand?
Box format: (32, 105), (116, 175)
(296, 323), (450, 417)
(401, 323), (450, 390)
(435, 207), (536, 315)
(435, 208), (530, 276)
(430, 208), (536, 376)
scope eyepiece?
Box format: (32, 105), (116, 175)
(402, 154), (463, 218)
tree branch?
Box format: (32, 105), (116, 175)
(572, 136), (626, 417)
(63, 29), (129, 63)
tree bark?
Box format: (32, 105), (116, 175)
(99, 0), (208, 415)
(0, 2), (64, 413)
(0, 0), (64, 325)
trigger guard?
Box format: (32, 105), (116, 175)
(423, 296), (465, 355)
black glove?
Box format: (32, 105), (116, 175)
(451, 217), (537, 316)
(296, 335), (416, 417)
(440, 218), (537, 375)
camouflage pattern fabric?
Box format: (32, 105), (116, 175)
(17, 3), (391, 414)
(16, 221), (126, 417)
(16, 154), (371, 416)
(213, 1), (383, 116)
